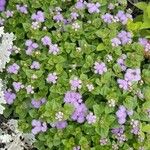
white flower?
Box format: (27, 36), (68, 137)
(0, 134), (12, 143)
(0, 79), (6, 114)
(0, 26), (15, 72)
(55, 111), (64, 121)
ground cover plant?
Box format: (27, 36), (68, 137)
(0, 0), (150, 150)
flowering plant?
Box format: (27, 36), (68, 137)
(1, 0), (150, 150)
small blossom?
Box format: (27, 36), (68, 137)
(7, 63), (20, 74)
(70, 77), (82, 90)
(106, 54), (113, 62)
(41, 36), (51, 46)
(87, 84), (94, 92)
(72, 22), (80, 31)
(94, 62), (107, 75)
(86, 112), (96, 124)
(26, 85), (34, 94)
(4, 90), (16, 104)
(31, 22), (40, 30)
(12, 82), (24, 92)
(86, 2), (100, 14)
(108, 99), (115, 107)
(30, 61), (40, 70)
(5, 10), (14, 18)
(55, 111), (64, 121)
(100, 138), (108, 146)
(46, 72), (58, 84)
(53, 12), (64, 22)
(75, 0), (85, 9)
(31, 11), (45, 22)
(111, 38), (121, 47)
(71, 12), (79, 20)
(16, 4), (28, 14)
(49, 44), (60, 55)
(102, 13), (113, 23)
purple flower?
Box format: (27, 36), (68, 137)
(0, 0), (6, 12)
(12, 82), (24, 92)
(86, 2), (100, 14)
(94, 62), (107, 75)
(25, 40), (38, 55)
(64, 91), (82, 104)
(5, 10), (14, 18)
(111, 38), (121, 47)
(73, 146), (80, 150)
(30, 61), (40, 70)
(71, 103), (87, 123)
(7, 63), (20, 74)
(116, 10), (132, 25)
(139, 38), (150, 52)
(53, 12), (64, 22)
(71, 12), (79, 20)
(102, 13), (113, 23)
(117, 79), (130, 91)
(125, 69), (141, 82)
(4, 90), (16, 104)
(108, 3), (115, 10)
(46, 72), (58, 84)
(75, 0), (85, 9)
(49, 44), (60, 55)
(16, 4), (28, 14)
(116, 105), (127, 124)
(26, 85), (34, 94)
(31, 120), (47, 135)
(32, 98), (46, 108)
(41, 36), (51, 46)
(31, 11), (45, 22)
(117, 31), (132, 45)
(70, 77), (82, 90)
(130, 119), (140, 135)
(51, 121), (68, 129)
(117, 54), (127, 71)
(86, 112), (96, 124)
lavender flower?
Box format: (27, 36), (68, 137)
(102, 13), (113, 23)
(86, 112), (96, 124)
(53, 12), (64, 22)
(117, 54), (127, 71)
(94, 62), (107, 75)
(130, 119), (140, 135)
(16, 4), (28, 14)
(64, 91), (82, 104)
(86, 2), (100, 14)
(125, 69), (141, 82)
(5, 10), (14, 18)
(0, 0), (6, 12)
(25, 40), (38, 55)
(41, 36), (51, 46)
(75, 0), (85, 10)
(31, 120), (47, 135)
(46, 72), (58, 84)
(117, 79), (130, 91)
(51, 121), (68, 129)
(26, 85), (34, 94)
(116, 105), (127, 124)
(70, 77), (82, 90)
(111, 38), (121, 47)
(4, 90), (16, 104)
(49, 44), (60, 55)
(7, 63), (20, 74)
(31, 98), (46, 108)
(30, 61), (40, 70)
(31, 11), (45, 22)
(71, 12), (79, 20)
(12, 82), (24, 92)
(73, 146), (80, 150)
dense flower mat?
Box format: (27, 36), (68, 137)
(0, 0), (150, 150)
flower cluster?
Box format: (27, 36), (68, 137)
(0, 0), (6, 11)
(31, 120), (47, 135)
(1, 0), (149, 149)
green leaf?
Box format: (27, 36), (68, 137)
(135, 2), (147, 11)
(142, 124), (150, 133)
(93, 104), (104, 116)
(97, 43), (105, 51)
